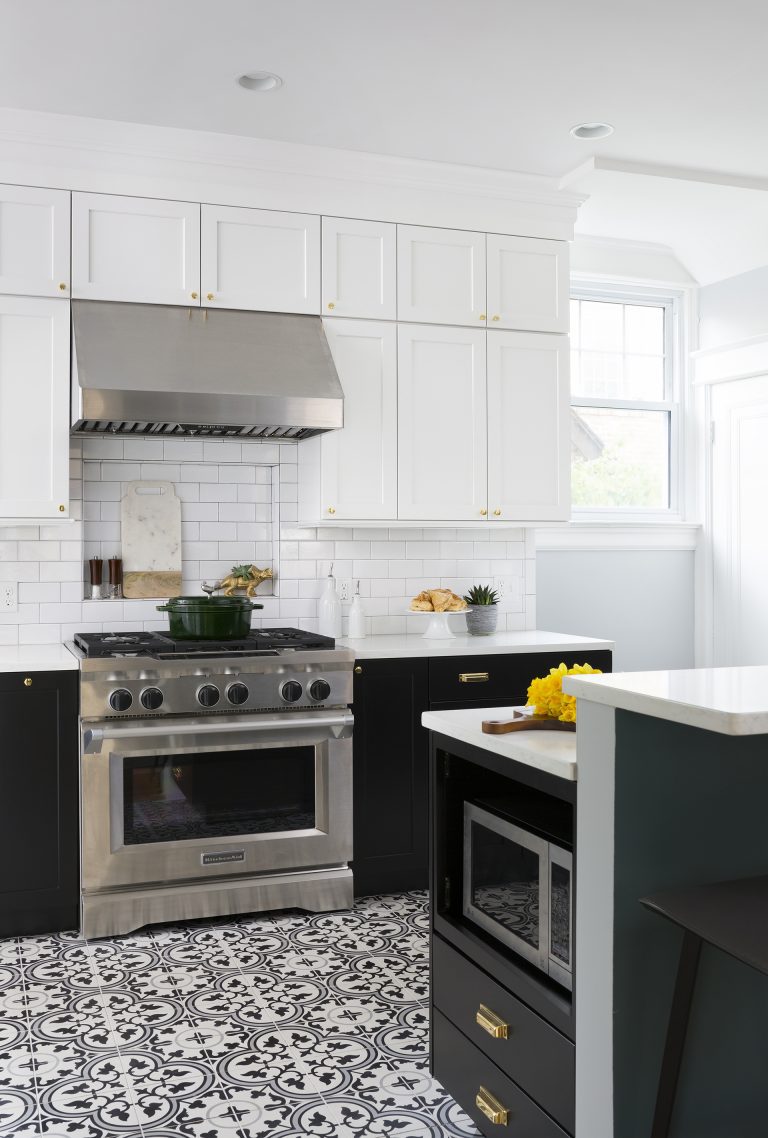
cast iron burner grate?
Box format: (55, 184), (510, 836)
(74, 628), (336, 658)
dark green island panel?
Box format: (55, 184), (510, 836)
(611, 711), (768, 1138)
(0, 669), (79, 936)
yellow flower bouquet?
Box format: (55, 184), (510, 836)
(526, 662), (602, 724)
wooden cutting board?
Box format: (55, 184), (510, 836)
(121, 481), (182, 599)
(482, 711), (575, 734)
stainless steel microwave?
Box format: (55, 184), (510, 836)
(463, 801), (573, 990)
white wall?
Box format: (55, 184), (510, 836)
(698, 265), (768, 349)
(537, 550), (695, 671)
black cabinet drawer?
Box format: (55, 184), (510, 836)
(432, 1009), (570, 1138)
(428, 649), (612, 707)
(432, 935), (574, 1132)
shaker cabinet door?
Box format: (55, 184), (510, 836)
(0, 184), (71, 298)
(487, 331), (569, 522)
(72, 192), (200, 306)
(320, 319), (397, 520)
(0, 296), (70, 519)
(397, 224), (486, 327)
(201, 204), (320, 313)
(397, 324), (487, 520)
(487, 234), (568, 333)
(322, 216), (396, 320)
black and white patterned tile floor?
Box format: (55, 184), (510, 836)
(0, 891), (482, 1137)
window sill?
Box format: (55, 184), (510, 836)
(535, 521), (700, 552)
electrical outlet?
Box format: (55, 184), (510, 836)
(493, 576), (522, 607)
(337, 578), (353, 603)
(0, 583), (17, 613)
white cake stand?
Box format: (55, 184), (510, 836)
(408, 609), (468, 639)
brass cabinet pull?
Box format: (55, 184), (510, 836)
(492, 314), (500, 321)
(478, 313), (486, 321)
(354, 665), (362, 674)
(327, 506), (336, 515)
(476, 1087), (508, 1126)
(206, 292), (215, 301)
(58, 505), (66, 512)
(459, 672), (489, 683)
(190, 291), (198, 299)
(479, 508), (487, 516)
(327, 301), (336, 310)
(58, 282), (67, 291)
(23, 677), (32, 687)
(493, 509), (502, 517)
(476, 1003), (509, 1039)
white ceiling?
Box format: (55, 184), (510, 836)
(2, 0), (768, 284)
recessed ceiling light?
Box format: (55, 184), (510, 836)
(237, 71), (283, 92)
(570, 122), (614, 140)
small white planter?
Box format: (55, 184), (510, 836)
(466, 604), (499, 636)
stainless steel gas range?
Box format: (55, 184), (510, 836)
(71, 629), (354, 939)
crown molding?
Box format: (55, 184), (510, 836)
(0, 108), (584, 237)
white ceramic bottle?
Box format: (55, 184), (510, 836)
(348, 580), (366, 639)
(318, 564), (342, 639)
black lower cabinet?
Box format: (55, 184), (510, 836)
(351, 657), (429, 896)
(0, 669), (79, 936)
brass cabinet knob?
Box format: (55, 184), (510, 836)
(478, 313), (486, 321)
(476, 1087), (509, 1126)
(190, 291), (198, 299)
(58, 505), (66, 512)
(327, 302), (336, 310)
(476, 1003), (510, 1039)
(23, 677), (32, 687)
(354, 665), (363, 674)
(206, 292), (215, 301)
(58, 282), (67, 291)
(493, 509), (501, 517)
(479, 508), (487, 516)
(327, 506), (336, 515)
(492, 314), (500, 321)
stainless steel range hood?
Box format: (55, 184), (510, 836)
(71, 300), (344, 440)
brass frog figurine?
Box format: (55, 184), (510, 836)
(214, 564), (274, 597)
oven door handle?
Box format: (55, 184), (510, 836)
(83, 712), (354, 754)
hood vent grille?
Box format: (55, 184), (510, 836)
(72, 420), (320, 440)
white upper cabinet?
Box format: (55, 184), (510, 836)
(0, 297), (70, 519)
(322, 217), (396, 320)
(201, 205), (320, 313)
(0, 184), (70, 298)
(487, 234), (568, 333)
(487, 331), (569, 522)
(398, 325), (487, 520)
(72, 193), (200, 306)
(316, 320), (397, 520)
(397, 225), (486, 327)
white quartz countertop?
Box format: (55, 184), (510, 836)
(339, 629), (613, 660)
(422, 706), (577, 780)
(563, 666), (768, 736)
(0, 644), (79, 673)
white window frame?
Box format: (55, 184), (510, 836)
(569, 281), (688, 524)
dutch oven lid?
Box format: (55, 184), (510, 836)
(162, 596), (262, 609)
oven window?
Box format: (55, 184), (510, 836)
(469, 820), (541, 950)
(123, 747), (316, 845)
(551, 861), (571, 965)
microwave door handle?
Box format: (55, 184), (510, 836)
(539, 845), (551, 975)
(83, 712), (354, 754)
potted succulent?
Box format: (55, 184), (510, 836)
(463, 583), (500, 636)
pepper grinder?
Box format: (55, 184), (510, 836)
(88, 558), (103, 601)
(108, 556), (123, 600)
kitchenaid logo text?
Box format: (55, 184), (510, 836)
(201, 850), (245, 865)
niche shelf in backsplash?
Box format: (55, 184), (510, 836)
(81, 441), (278, 602)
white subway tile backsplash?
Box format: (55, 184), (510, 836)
(163, 440), (205, 461)
(19, 623), (62, 644)
(218, 465), (256, 484)
(122, 440), (165, 460)
(82, 437), (125, 459)
(371, 541), (406, 559)
(334, 541), (371, 559)
(100, 462), (142, 481)
(0, 561), (39, 581)
(200, 483), (237, 503)
(199, 522), (238, 541)
(140, 463), (181, 482)
(203, 441), (243, 463)
(219, 503), (256, 522)
(18, 582), (60, 603)
(179, 464), (217, 483)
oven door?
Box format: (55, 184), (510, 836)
(81, 710), (353, 893)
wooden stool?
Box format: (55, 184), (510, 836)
(640, 875), (768, 1138)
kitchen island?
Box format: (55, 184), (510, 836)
(424, 671), (768, 1138)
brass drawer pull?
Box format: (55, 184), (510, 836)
(459, 672), (490, 683)
(476, 1003), (509, 1039)
(476, 1086), (509, 1126)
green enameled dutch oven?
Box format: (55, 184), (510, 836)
(156, 596), (263, 640)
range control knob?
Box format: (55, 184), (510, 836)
(197, 684), (221, 708)
(309, 679), (331, 702)
(280, 680), (303, 703)
(140, 687), (164, 711)
(226, 682), (249, 706)
(109, 688), (133, 713)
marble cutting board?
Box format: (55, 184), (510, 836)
(121, 480), (182, 599)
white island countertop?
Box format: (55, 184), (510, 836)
(0, 644), (79, 674)
(339, 629), (612, 660)
(564, 665), (768, 736)
(422, 706), (577, 780)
